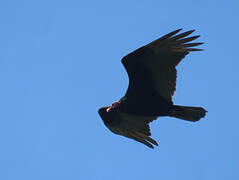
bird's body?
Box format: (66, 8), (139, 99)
(98, 29), (207, 149)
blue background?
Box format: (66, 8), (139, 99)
(0, 0), (238, 179)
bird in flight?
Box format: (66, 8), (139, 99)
(98, 29), (207, 149)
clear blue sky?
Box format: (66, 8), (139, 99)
(0, 0), (238, 179)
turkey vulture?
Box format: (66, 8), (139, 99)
(98, 29), (207, 149)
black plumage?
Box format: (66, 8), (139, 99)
(98, 29), (207, 149)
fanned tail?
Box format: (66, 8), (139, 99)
(169, 105), (207, 122)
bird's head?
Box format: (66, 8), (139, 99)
(98, 102), (120, 126)
(98, 106), (107, 117)
(98, 101), (120, 126)
(98, 106), (111, 125)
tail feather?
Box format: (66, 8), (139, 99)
(169, 105), (207, 122)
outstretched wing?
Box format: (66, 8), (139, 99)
(121, 29), (203, 104)
(108, 112), (158, 148)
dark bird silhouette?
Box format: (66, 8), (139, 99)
(98, 29), (207, 149)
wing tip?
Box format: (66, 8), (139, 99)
(170, 28), (183, 36)
(176, 28), (183, 32)
(186, 48), (204, 51)
(183, 29), (195, 35)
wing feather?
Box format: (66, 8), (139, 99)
(116, 112), (158, 148)
(108, 112), (158, 148)
(150, 28), (182, 43)
(126, 132), (154, 149)
(122, 29), (203, 103)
